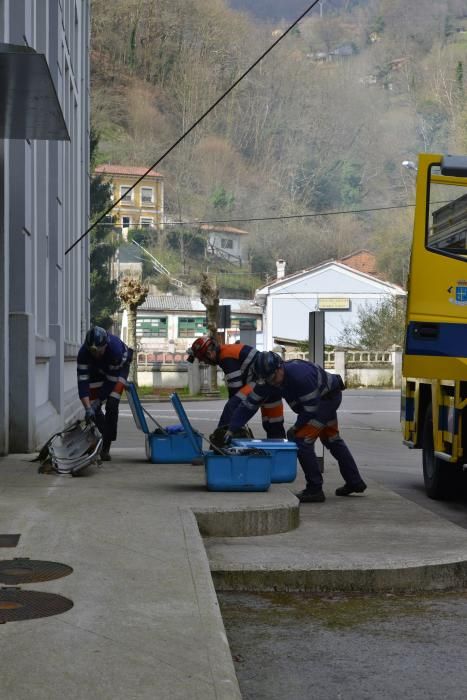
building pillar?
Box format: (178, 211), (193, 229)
(188, 360), (201, 396)
(9, 312), (35, 451)
(0, 139), (8, 454)
(392, 347), (402, 389)
(334, 350), (346, 382)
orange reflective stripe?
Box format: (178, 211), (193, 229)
(238, 383), (254, 397)
(320, 424), (339, 440)
(113, 381), (126, 396)
(295, 424), (321, 440)
(219, 344), (243, 361)
(261, 404), (284, 419)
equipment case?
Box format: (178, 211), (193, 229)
(170, 393), (272, 491)
(126, 383), (203, 463)
(231, 438), (297, 483)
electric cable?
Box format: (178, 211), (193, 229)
(65, 0), (322, 256)
(91, 201), (417, 231)
(137, 202), (417, 226)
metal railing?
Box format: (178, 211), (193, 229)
(284, 350), (392, 369)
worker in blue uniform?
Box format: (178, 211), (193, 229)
(229, 351), (366, 503)
(187, 336), (285, 439)
(77, 326), (133, 460)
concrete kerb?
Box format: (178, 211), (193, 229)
(210, 561), (467, 594)
(180, 508), (242, 700)
(192, 491), (300, 537)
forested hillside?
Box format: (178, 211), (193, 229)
(91, 0), (467, 290)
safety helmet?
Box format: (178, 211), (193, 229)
(190, 336), (218, 362)
(85, 326), (108, 351)
(253, 351), (283, 380)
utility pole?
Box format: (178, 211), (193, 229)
(309, 311), (325, 472)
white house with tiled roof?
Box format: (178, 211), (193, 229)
(120, 295), (263, 358)
(256, 256), (406, 348)
(95, 164), (164, 233)
(200, 223), (250, 266)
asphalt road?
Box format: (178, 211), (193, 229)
(116, 389), (467, 529)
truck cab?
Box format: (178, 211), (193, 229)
(402, 154), (467, 499)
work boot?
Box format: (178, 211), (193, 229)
(335, 480), (367, 497)
(100, 441), (111, 462)
(296, 488), (326, 503)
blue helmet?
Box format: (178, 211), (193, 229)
(253, 351), (283, 380)
(85, 326), (108, 350)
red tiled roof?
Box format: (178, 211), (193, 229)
(95, 164), (163, 178)
(338, 249), (379, 276)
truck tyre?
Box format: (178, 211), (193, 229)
(422, 404), (451, 499)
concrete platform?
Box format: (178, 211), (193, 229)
(206, 469), (467, 593)
(1, 448), (467, 699)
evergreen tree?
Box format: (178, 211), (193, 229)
(89, 127), (120, 329)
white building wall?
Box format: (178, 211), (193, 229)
(270, 293), (393, 345)
(0, 1), (90, 453)
(259, 264), (406, 350)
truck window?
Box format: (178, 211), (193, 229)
(426, 166), (467, 260)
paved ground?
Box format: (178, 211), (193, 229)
(219, 589), (467, 700)
(1, 428), (467, 697)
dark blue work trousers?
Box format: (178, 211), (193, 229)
(295, 390), (362, 492)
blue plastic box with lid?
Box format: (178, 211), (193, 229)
(170, 393), (272, 492)
(126, 383), (203, 463)
(231, 439), (297, 483)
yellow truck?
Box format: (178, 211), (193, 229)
(402, 153), (467, 499)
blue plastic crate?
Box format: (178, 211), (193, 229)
(145, 431), (203, 464)
(169, 392), (272, 490)
(126, 383), (203, 463)
(204, 450), (272, 491)
(231, 438), (297, 483)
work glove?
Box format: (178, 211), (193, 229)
(286, 426), (297, 442)
(223, 430), (233, 446)
(84, 406), (96, 424)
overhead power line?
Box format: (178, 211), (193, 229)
(156, 202), (417, 225)
(94, 201), (418, 231)
(65, 0), (322, 256)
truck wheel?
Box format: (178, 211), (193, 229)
(422, 404), (451, 499)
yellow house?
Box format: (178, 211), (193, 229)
(95, 164), (164, 234)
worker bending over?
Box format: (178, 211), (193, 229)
(230, 351), (366, 503)
(187, 336), (285, 440)
(77, 326), (133, 460)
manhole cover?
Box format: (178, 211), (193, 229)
(0, 535), (20, 548)
(0, 559), (73, 584)
(0, 588), (73, 623)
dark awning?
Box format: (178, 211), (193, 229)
(0, 43), (69, 140)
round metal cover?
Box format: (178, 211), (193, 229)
(0, 558), (73, 584)
(0, 588), (73, 623)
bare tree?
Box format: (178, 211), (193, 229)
(200, 272), (219, 392)
(118, 276), (149, 385)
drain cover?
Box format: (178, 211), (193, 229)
(0, 588), (73, 623)
(0, 559), (73, 584)
(0, 535), (20, 548)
